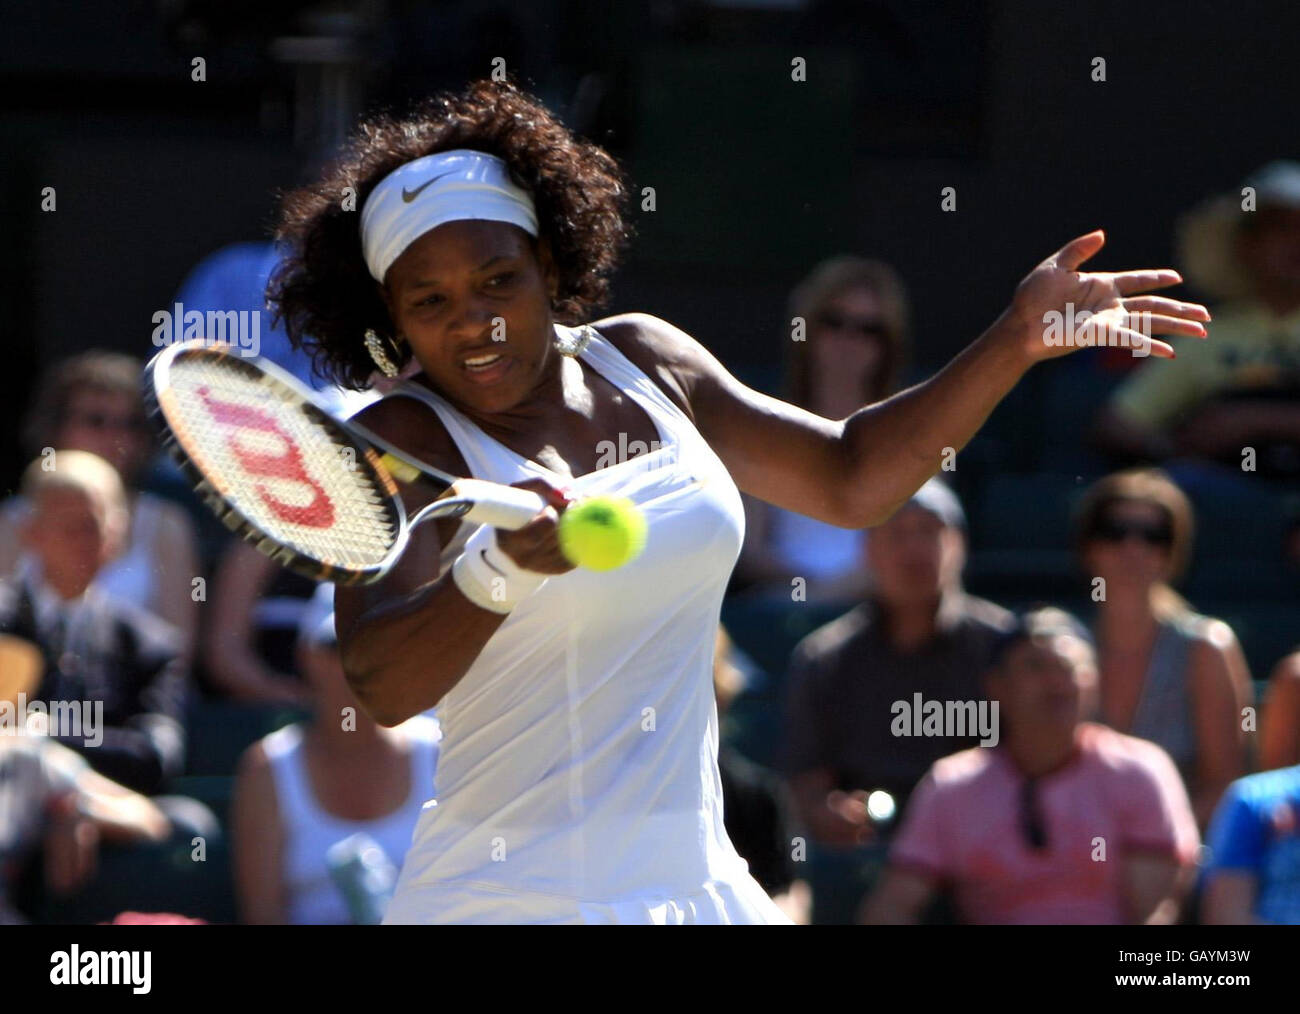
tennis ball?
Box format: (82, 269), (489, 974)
(558, 496), (647, 571)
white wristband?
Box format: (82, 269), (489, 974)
(451, 523), (549, 614)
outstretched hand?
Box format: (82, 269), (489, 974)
(1007, 230), (1210, 363)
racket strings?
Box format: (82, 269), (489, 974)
(166, 356), (400, 570)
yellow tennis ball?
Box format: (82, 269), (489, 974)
(558, 496), (647, 571)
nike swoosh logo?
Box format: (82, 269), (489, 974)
(401, 171), (455, 203)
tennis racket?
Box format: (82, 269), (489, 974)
(143, 340), (549, 585)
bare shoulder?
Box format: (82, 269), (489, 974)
(592, 312), (734, 424)
(1188, 616), (1243, 669)
(348, 388), (469, 479)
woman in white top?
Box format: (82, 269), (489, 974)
(231, 587), (440, 924)
(266, 80), (1211, 923)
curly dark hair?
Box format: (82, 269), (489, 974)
(268, 78), (632, 389)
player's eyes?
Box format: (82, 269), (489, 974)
(487, 272), (515, 288)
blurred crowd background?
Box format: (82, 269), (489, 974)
(2, 0), (1299, 925)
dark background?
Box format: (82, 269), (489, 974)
(5, 0), (1300, 929)
(2, 0), (1297, 492)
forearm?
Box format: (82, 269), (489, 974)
(87, 795), (170, 843)
(207, 643), (296, 699)
(49, 785), (169, 843)
(840, 311), (1032, 524)
(342, 572), (507, 725)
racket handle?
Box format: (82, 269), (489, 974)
(450, 479), (548, 530)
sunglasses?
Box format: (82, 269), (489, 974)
(816, 312), (890, 340)
(1089, 517), (1173, 547)
(1019, 777), (1049, 851)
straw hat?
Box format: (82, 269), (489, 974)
(1177, 160), (1300, 301)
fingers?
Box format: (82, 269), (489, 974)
(824, 791), (876, 847)
(1076, 321), (1177, 359)
(827, 790), (869, 823)
(509, 477), (574, 513)
(495, 504), (575, 574)
(1073, 302), (1203, 359)
(1123, 295), (1211, 322)
(1136, 337), (1177, 359)
(1125, 313), (1207, 338)
(1051, 229), (1106, 271)
(1112, 268), (1183, 295)
(497, 478), (577, 573)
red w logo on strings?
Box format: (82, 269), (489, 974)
(196, 386), (335, 529)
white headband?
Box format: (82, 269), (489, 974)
(359, 149), (539, 282)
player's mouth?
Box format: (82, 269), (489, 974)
(460, 351), (513, 384)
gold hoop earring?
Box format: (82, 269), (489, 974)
(364, 329), (402, 378)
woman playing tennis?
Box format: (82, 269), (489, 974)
(268, 79), (1210, 924)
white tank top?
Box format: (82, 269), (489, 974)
(378, 326), (788, 923)
(262, 716), (441, 925)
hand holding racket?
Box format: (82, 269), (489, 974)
(144, 341), (561, 585)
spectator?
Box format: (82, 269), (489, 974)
(0, 733), (171, 924)
(0, 352), (201, 662)
(735, 257), (910, 601)
(1201, 763), (1300, 924)
(204, 538), (318, 705)
(780, 479), (1011, 922)
(783, 478), (1012, 838)
(231, 586), (440, 924)
(1260, 649), (1300, 771)
(0, 451), (188, 794)
(862, 608), (1200, 925)
(1074, 468), (1252, 825)
(713, 625), (809, 924)
(1095, 161), (1300, 477)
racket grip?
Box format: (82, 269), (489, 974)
(451, 479), (548, 530)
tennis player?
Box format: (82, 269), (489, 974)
(267, 80), (1210, 924)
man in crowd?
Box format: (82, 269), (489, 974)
(780, 478), (1013, 922)
(862, 608), (1200, 924)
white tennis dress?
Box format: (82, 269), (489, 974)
(377, 325), (790, 924)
